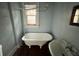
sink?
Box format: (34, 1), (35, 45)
(48, 39), (79, 56)
(48, 39), (67, 56)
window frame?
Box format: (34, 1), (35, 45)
(70, 5), (79, 26)
(24, 3), (40, 27)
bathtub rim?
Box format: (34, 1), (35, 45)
(22, 33), (53, 41)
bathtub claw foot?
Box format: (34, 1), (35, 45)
(29, 46), (31, 48)
(40, 46), (42, 49)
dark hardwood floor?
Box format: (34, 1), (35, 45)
(13, 42), (51, 56)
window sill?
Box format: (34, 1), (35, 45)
(26, 25), (40, 28)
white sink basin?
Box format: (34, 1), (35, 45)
(48, 39), (79, 56)
(48, 39), (72, 56)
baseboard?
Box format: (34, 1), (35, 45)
(8, 44), (20, 56)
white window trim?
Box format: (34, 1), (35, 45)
(23, 3), (40, 28)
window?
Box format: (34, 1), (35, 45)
(24, 4), (39, 26)
(70, 5), (79, 26)
(73, 9), (79, 23)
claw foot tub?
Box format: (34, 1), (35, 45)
(22, 33), (52, 48)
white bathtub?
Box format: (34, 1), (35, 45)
(22, 33), (52, 48)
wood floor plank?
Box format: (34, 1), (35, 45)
(13, 42), (51, 56)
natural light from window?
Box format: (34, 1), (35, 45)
(24, 4), (37, 26)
